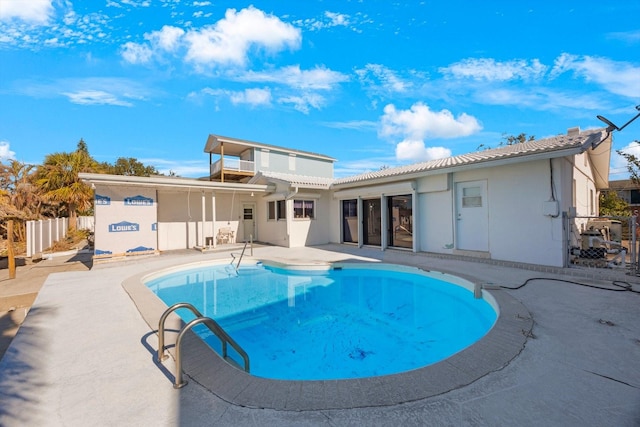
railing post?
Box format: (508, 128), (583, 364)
(157, 302), (203, 363)
(26, 220), (33, 257)
(172, 316), (250, 389)
(38, 219), (43, 255)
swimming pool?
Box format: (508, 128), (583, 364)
(145, 261), (497, 381)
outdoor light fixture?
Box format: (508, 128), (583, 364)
(597, 104), (640, 133)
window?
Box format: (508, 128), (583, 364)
(261, 149), (270, 168)
(289, 154), (296, 171)
(462, 186), (482, 208)
(267, 201), (276, 220)
(268, 200), (287, 220)
(277, 200), (286, 220)
(293, 199), (315, 219)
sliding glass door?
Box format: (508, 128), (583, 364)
(342, 199), (358, 243)
(388, 195), (412, 249)
(363, 198), (381, 246)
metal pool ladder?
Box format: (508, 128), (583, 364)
(157, 302), (250, 388)
(230, 238), (250, 270)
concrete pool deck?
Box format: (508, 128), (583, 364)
(1, 244), (640, 426)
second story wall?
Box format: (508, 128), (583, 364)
(254, 148), (333, 178)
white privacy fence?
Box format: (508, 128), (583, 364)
(26, 216), (94, 257)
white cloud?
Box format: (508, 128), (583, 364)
(325, 11), (349, 27)
(0, 141), (16, 161)
(440, 58), (547, 81)
(551, 53), (640, 98)
(615, 141), (640, 167)
(322, 120), (378, 130)
(190, 87), (271, 107)
(121, 41), (153, 64)
(355, 64), (411, 93)
(121, 26), (184, 64)
(381, 102), (482, 140)
(11, 77), (150, 106)
(0, 0), (54, 24)
(607, 30), (640, 43)
(294, 11), (353, 32)
(119, 0), (151, 7)
(184, 6), (301, 67)
(239, 65), (349, 90)
(610, 141), (640, 179)
(395, 140), (451, 162)
(145, 25), (185, 52)
(380, 102), (481, 163)
(62, 90), (133, 106)
(278, 93), (325, 114)
(229, 88), (272, 106)
(119, 7), (300, 70)
(619, 141), (640, 156)
(333, 156), (397, 177)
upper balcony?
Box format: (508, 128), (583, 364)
(210, 157), (256, 182)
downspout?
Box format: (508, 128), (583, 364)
(286, 186), (299, 200)
(285, 186), (299, 247)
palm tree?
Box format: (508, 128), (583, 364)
(3, 160), (40, 216)
(35, 143), (99, 230)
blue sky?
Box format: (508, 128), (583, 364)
(1, 0), (639, 179)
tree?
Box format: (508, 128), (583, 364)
(104, 157), (160, 177)
(76, 138), (89, 154)
(616, 144), (640, 183)
(501, 133), (535, 146)
(35, 141), (100, 230)
(599, 191), (630, 217)
(0, 160), (40, 216)
(477, 133), (535, 151)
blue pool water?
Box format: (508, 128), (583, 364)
(145, 263), (497, 380)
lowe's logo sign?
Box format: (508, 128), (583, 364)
(109, 221), (140, 232)
(95, 194), (111, 205)
(124, 195), (154, 206)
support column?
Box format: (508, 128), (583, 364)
(412, 188), (418, 252)
(211, 193), (217, 248)
(381, 196), (388, 251)
(220, 142), (224, 183)
(8, 220), (16, 279)
(201, 191), (206, 247)
(357, 197), (363, 248)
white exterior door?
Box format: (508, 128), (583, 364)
(242, 203), (256, 241)
(455, 180), (489, 252)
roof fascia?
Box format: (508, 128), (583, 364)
(331, 146), (583, 190)
(205, 134), (336, 162)
(79, 173), (269, 193)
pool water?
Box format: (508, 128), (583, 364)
(145, 263), (497, 380)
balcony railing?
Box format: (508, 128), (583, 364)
(210, 158), (256, 176)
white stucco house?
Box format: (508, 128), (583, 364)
(80, 126), (611, 267)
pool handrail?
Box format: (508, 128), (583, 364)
(157, 302), (251, 389)
(230, 238), (250, 270)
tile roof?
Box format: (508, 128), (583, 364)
(252, 171), (334, 189)
(334, 128), (606, 186)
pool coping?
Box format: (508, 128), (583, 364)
(122, 258), (533, 411)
